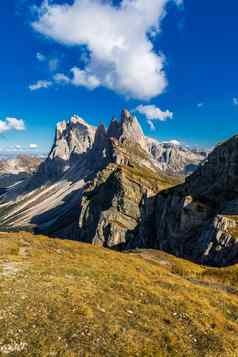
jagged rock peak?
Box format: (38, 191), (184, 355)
(38, 113), (97, 181)
(56, 114), (92, 134)
(93, 123), (107, 150)
(55, 120), (67, 139)
(121, 109), (131, 122)
(107, 117), (121, 140)
(107, 109), (148, 152)
(69, 114), (92, 128)
(95, 123), (107, 143)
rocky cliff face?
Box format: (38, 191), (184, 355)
(77, 149), (179, 249)
(146, 138), (207, 175)
(37, 114), (96, 181)
(155, 136), (238, 266)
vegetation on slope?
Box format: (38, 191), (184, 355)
(0, 232), (238, 356)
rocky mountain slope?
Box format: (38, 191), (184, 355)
(146, 138), (207, 175)
(0, 111), (178, 237)
(154, 135), (238, 266)
(73, 130), (238, 266)
(0, 110), (236, 266)
(0, 155), (42, 190)
(0, 155), (42, 175)
(0, 232), (238, 356)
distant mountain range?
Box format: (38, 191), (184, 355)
(0, 110), (237, 266)
(0, 155), (42, 191)
(0, 155), (42, 175)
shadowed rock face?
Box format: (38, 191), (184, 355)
(155, 136), (238, 266)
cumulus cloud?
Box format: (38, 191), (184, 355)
(36, 52), (59, 71)
(29, 144), (38, 149)
(29, 80), (52, 91)
(233, 97), (238, 106)
(32, 0), (181, 100)
(36, 52), (46, 62)
(0, 117), (25, 133)
(135, 104), (173, 130)
(53, 73), (70, 84)
(70, 67), (101, 90)
(53, 68), (100, 89)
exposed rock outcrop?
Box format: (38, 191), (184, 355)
(77, 159), (178, 249)
(146, 138), (207, 175)
(155, 136), (238, 266)
(36, 114), (96, 181)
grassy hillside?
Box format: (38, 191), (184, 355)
(0, 232), (238, 356)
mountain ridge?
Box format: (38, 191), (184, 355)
(0, 109), (237, 266)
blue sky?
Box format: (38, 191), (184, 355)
(0, 0), (238, 153)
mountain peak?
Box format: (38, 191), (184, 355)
(69, 114), (90, 127)
(121, 109), (131, 122)
(119, 109), (148, 151)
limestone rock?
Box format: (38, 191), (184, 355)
(146, 138), (207, 175)
(155, 135), (238, 266)
(36, 114), (96, 181)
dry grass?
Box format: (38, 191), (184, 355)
(0, 232), (237, 356)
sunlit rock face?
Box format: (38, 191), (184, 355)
(146, 138), (207, 175)
(37, 115), (97, 181)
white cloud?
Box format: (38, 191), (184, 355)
(136, 104), (173, 121)
(135, 104), (173, 130)
(29, 80), (52, 91)
(36, 52), (46, 62)
(6, 117), (25, 131)
(197, 102), (204, 108)
(0, 117), (25, 133)
(53, 68), (100, 89)
(233, 97), (238, 106)
(15, 145), (22, 149)
(0, 121), (9, 133)
(70, 67), (101, 90)
(32, 0), (181, 100)
(36, 52), (59, 71)
(29, 144), (38, 149)
(53, 73), (70, 84)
